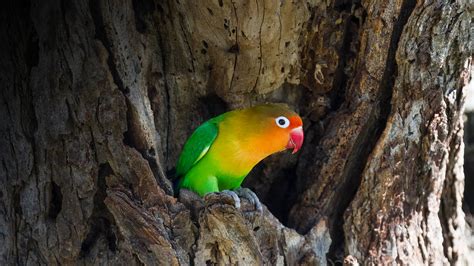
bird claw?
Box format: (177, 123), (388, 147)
(202, 188), (262, 213)
(204, 190), (241, 209)
(235, 187), (263, 213)
(221, 190), (241, 209)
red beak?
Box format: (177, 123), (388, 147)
(286, 126), (304, 154)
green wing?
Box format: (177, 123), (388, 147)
(176, 120), (219, 177)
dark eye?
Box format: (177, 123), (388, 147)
(275, 116), (290, 128)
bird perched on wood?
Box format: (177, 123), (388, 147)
(174, 103), (304, 211)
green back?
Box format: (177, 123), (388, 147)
(176, 119), (219, 177)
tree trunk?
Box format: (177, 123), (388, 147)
(1, 0), (472, 265)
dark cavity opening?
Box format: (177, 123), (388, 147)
(48, 181), (63, 219)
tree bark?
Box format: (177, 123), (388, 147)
(0, 0), (472, 265)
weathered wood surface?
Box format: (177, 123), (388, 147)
(1, 0), (472, 265)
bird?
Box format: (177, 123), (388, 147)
(174, 103), (304, 211)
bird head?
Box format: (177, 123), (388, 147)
(237, 103), (304, 155)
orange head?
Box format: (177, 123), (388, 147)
(227, 103), (304, 156)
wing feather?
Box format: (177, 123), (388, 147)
(175, 121), (218, 177)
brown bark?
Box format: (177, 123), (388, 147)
(0, 0), (471, 265)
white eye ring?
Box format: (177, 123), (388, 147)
(275, 116), (290, 128)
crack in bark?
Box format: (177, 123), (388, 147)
(89, 0), (127, 94)
(378, 0), (416, 118)
(328, 0), (416, 259)
(330, 4), (364, 111)
(131, 2), (170, 190)
(153, 1), (173, 173)
(48, 181), (63, 219)
(90, 0), (173, 195)
(7, 131), (19, 182)
(439, 134), (458, 261)
(277, 4), (282, 54)
(80, 163), (118, 258)
(131, 0), (155, 34)
(25, 21), (39, 75)
(155, 19), (173, 177)
(252, 0), (265, 92)
(228, 1), (239, 92)
(177, 11), (196, 74)
(59, 0), (71, 42)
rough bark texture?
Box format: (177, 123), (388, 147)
(465, 112), (474, 258)
(0, 0), (472, 265)
(465, 112), (474, 214)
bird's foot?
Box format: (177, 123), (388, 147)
(199, 188), (263, 213)
(221, 190), (241, 209)
(204, 190), (241, 209)
(235, 187), (263, 213)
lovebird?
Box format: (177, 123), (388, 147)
(174, 103), (303, 210)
